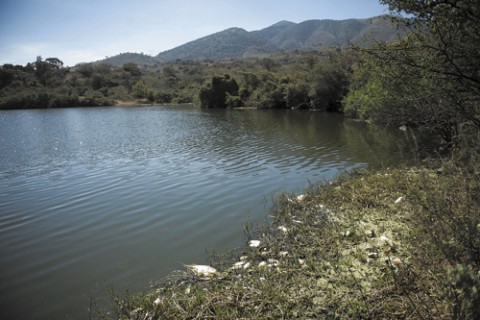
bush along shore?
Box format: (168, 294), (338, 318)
(93, 165), (480, 319)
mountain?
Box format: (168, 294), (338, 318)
(156, 27), (278, 61)
(252, 16), (401, 51)
(251, 20), (297, 42)
(349, 15), (403, 45)
(156, 15), (401, 62)
(93, 15), (402, 66)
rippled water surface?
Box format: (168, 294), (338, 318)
(0, 106), (409, 319)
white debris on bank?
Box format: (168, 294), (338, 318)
(248, 240), (261, 248)
(385, 256), (403, 267)
(186, 265), (217, 279)
(287, 194), (306, 203)
(278, 251), (289, 257)
(231, 260), (252, 270)
(232, 261), (246, 270)
(267, 259), (280, 268)
(379, 235), (391, 243)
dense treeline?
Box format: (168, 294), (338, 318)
(0, 56), (113, 109)
(343, 0), (480, 150)
(197, 50), (352, 110)
(0, 50), (353, 111)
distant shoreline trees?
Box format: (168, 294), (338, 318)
(0, 50), (354, 111)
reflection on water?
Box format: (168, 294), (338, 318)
(340, 118), (412, 167)
(0, 106), (410, 319)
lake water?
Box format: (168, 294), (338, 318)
(0, 106), (410, 319)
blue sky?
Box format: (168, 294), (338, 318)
(0, 0), (389, 66)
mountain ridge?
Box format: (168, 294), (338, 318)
(97, 15), (401, 67)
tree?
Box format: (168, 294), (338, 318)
(155, 91), (173, 104)
(123, 63), (141, 76)
(343, 0), (480, 144)
(132, 80), (151, 99)
(0, 64), (15, 89)
(343, 50), (458, 142)
(163, 65), (177, 78)
(199, 75), (240, 108)
(45, 57), (63, 69)
(34, 56), (48, 80)
(77, 63), (94, 77)
(285, 82), (309, 109)
(92, 74), (105, 90)
(94, 63), (112, 74)
(33, 56), (65, 86)
(309, 54), (352, 112)
(261, 58), (277, 71)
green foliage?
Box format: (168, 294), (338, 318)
(449, 264), (480, 319)
(225, 93), (244, 108)
(154, 91), (172, 104)
(0, 64), (16, 89)
(343, 0), (480, 147)
(122, 63), (142, 76)
(199, 74), (240, 108)
(343, 80), (383, 119)
(77, 63), (94, 77)
(309, 58), (351, 111)
(162, 65), (176, 78)
(33, 56), (67, 86)
(131, 80), (152, 99)
(285, 82), (309, 109)
(91, 74), (105, 90)
(1, 50), (353, 110)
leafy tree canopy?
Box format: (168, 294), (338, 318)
(343, 0), (480, 146)
(199, 75), (240, 108)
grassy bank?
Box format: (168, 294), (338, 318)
(93, 166), (480, 319)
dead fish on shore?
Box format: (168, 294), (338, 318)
(185, 264), (217, 279)
(287, 194), (305, 202)
(248, 240), (261, 247)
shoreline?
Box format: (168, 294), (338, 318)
(113, 100), (196, 107)
(93, 165), (478, 319)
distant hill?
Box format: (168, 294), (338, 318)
(255, 19), (366, 50)
(93, 15), (402, 67)
(100, 52), (161, 68)
(252, 15), (400, 51)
